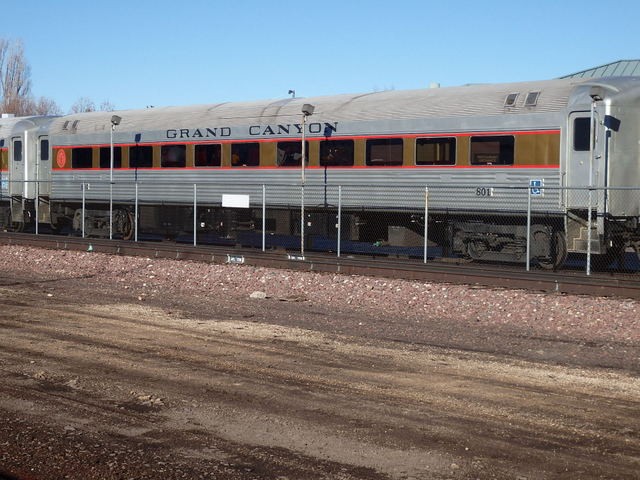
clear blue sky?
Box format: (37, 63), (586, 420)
(4, 0), (639, 113)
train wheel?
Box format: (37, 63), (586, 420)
(536, 229), (567, 270)
(122, 211), (134, 241)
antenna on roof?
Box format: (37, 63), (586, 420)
(288, 89), (296, 98)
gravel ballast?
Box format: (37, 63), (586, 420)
(1, 244), (638, 370)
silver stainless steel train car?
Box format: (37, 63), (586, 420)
(2, 115), (57, 230)
(0, 114), (25, 226)
(3, 76), (640, 268)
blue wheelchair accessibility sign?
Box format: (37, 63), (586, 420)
(529, 179), (544, 196)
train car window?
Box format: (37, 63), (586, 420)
(195, 144), (222, 167)
(161, 145), (186, 168)
(130, 146), (153, 168)
(470, 136), (514, 165)
(504, 93), (519, 107)
(40, 140), (49, 161)
(320, 140), (354, 166)
(99, 147), (122, 168)
(13, 140), (22, 161)
(72, 148), (93, 168)
(276, 141), (308, 166)
(366, 138), (403, 166)
(573, 117), (591, 151)
(416, 137), (456, 165)
(231, 142), (259, 167)
(524, 91), (540, 106)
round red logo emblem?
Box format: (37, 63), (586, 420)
(56, 149), (66, 168)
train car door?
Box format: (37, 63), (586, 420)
(566, 112), (590, 207)
(565, 110), (607, 253)
(9, 130), (39, 198)
(36, 135), (51, 222)
(8, 128), (39, 225)
(8, 134), (26, 225)
(8, 135), (24, 199)
(566, 112), (605, 208)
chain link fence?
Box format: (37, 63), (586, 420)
(3, 179), (640, 276)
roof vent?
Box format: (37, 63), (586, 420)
(71, 120), (79, 131)
(62, 121), (69, 130)
(504, 93), (519, 107)
(524, 91), (540, 106)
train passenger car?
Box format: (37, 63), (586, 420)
(3, 116), (57, 230)
(8, 76), (640, 268)
(1, 114), (31, 228)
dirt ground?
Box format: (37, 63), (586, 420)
(0, 266), (639, 479)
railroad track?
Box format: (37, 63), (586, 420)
(1, 231), (640, 300)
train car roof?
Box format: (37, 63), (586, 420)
(0, 116), (59, 140)
(47, 76), (640, 137)
(0, 116), (27, 141)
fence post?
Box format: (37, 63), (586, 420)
(193, 183), (197, 247)
(109, 180), (113, 240)
(134, 182), (139, 242)
(262, 184), (266, 252)
(526, 185), (532, 272)
(423, 187), (429, 264)
(35, 180), (39, 235)
(81, 182), (86, 239)
(337, 185), (342, 258)
(587, 187), (593, 275)
(300, 185), (305, 256)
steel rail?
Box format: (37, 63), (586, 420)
(1, 232), (639, 300)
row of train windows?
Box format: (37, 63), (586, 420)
(65, 136), (516, 169)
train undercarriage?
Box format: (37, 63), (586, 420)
(449, 217), (567, 269)
(4, 198), (640, 271)
(47, 201), (590, 269)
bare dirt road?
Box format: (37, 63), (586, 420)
(0, 248), (639, 479)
